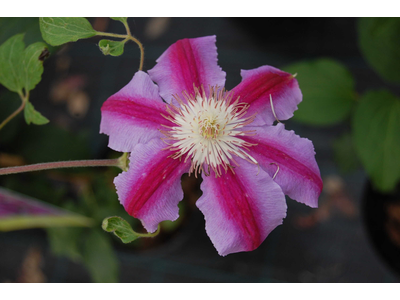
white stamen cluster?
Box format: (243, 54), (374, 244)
(161, 86), (258, 177)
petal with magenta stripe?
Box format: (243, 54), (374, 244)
(100, 71), (173, 152)
(244, 123), (323, 208)
(197, 158), (287, 256)
(232, 66), (301, 126)
(114, 138), (190, 232)
(148, 35), (226, 105)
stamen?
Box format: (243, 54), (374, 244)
(270, 162), (280, 180)
(160, 86), (259, 177)
(270, 94), (281, 124)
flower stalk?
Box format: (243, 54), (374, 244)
(0, 158), (123, 176)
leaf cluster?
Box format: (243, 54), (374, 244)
(0, 17), (131, 130)
(39, 17), (128, 56)
(0, 33), (49, 125)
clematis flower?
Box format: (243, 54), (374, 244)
(100, 36), (323, 256)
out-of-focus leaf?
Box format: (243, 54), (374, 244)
(353, 90), (400, 192)
(110, 17), (128, 25)
(0, 187), (94, 231)
(47, 227), (83, 262)
(17, 124), (90, 163)
(39, 17), (96, 46)
(102, 216), (140, 243)
(0, 18), (47, 47)
(82, 229), (119, 283)
(284, 58), (356, 126)
(23, 102), (49, 125)
(98, 39), (124, 56)
(0, 173), (67, 208)
(358, 17), (400, 83)
(333, 132), (360, 174)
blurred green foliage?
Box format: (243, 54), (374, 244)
(0, 18), (46, 46)
(352, 90), (400, 192)
(284, 17), (400, 194)
(332, 132), (360, 174)
(358, 17), (400, 83)
(284, 58), (356, 126)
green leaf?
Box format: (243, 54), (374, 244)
(0, 34), (48, 94)
(352, 90), (400, 192)
(0, 34), (25, 93)
(333, 132), (360, 174)
(24, 101), (49, 125)
(98, 39), (125, 56)
(102, 216), (140, 243)
(82, 229), (119, 282)
(110, 17), (128, 24)
(39, 17), (96, 46)
(283, 58), (356, 126)
(358, 17), (400, 83)
(21, 42), (48, 92)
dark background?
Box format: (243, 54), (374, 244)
(0, 17), (399, 282)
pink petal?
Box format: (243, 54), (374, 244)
(148, 35), (226, 104)
(196, 158), (287, 256)
(231, 66), (302, 126)
(100, 71), (173, 152)
(243, 123), (323, 208)
(114, 138), (190, 232)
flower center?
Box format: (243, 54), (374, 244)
(199, 115), (220, 139)
(161, 86), (258, 177)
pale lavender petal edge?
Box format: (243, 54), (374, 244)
(244, 123), (323, 208)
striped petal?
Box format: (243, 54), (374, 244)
(197, 158), (287, 256)
(231, 66), (302, 126)
(114, 138), (190, 232)
(243, 123), (323, 208)
(148, 35), (226, 105)
(100, 71), (173, 152)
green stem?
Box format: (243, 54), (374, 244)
(0, 158), (122, 176)
(136, 224), (161, 238)
(95, 31), (128, 39)
(0, 91), (27, 131)
(96, 31), (144, 71)
(122, 20), (132, 38)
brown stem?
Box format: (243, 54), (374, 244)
(0, 159), (121, 176)
(128, 36), (144, 71)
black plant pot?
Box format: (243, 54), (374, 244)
(363, 180), (400, 278)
